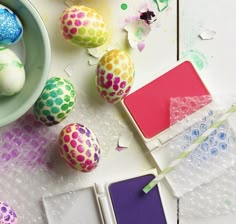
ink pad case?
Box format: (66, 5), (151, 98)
(43, 170), (169, 224)
(122, 60), (211, 151)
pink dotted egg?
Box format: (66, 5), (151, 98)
(96, 49), (135, 104)
(0, 201), (17, 224)
(59, 5), (108, 48)
(58, 123), (101, 172)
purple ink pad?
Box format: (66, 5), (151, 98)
(108, 174), (167, 224)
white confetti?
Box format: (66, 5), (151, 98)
(87, 48), (104, 59)
(64, 64), (76, 77)
(116, 130), (133, 151)
(88, 57), (98, 66)
(199, 30), (216, 40)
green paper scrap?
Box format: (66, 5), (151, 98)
(153, 0), (168, 12)
(143, 104), (236, 194)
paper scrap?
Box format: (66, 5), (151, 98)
(87, 48), (104, 59)
(199, 30), (216, 40)
(87, 47), (107, 66)
(87, 41), (123, 65)
(116, 130), (133, 151)
(64, 64), (76, 77)
(88, 57), (98, 66)
(124, 20), (151, 51)
(153, 0), (168, 12)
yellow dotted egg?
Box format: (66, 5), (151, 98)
(96, 50), (135, 104)
(59, 5), (108, 48)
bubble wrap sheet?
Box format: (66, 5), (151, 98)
(163, 96), (236, 198)
(180, 165), (236, 218)
(163, 96), (236, 218)
(0, 90), (126, 223)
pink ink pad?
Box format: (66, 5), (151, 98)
(123, 61), (210, 139)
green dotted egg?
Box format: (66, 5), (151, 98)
(33, 77), (76, 126)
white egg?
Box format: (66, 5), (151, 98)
(0, 47), (25, 96)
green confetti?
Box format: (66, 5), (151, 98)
(121, 3), (128, 10)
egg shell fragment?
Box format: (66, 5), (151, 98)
(96, 49), (135, 104)
(0, 201), (18, 224)
(58, 123), (101, 172)
(0, 4), (23, 46)
(59, 5), (108, 48)
(33, 77), (76, 126)
(0, 47), (25, 96)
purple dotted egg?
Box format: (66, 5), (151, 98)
(58, 123), (101, 172)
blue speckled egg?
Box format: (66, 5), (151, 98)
(0, 4), (23, 46)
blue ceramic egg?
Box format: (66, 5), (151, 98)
(0, 4), (23, 46)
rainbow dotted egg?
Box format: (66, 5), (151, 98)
(59, 5), (108, 48)
(96, 49), (135, 104)
(0, 201), (17, 224)
(34, 77), (76, 126)
(58, 123), (101, 172)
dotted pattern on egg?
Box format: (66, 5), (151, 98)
(58, 123), (101, 172)
(0, 7), (22, 45)
(0, 201), (17, 224)
(96, 49), (135, 104)
(34, 77), (76, 126)
(60, 5), (108, 48)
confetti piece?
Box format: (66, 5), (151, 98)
(116, 146), (127, 152)
(124, 19), (151, 51)
(88, 57), (98, 66)
(121, 3), (128, 10)
(137, 41), (145, 52)
(199, 29), (216, 40)
(64, 64), (76, 77)
(116, 130), (133, 151)
(87, 48), (104, 59)
(87, 46), (107, 66)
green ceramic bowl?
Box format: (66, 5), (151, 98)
(0, 0), (51, 127)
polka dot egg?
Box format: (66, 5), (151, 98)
(0, 5), (23, 46)
(59, 5), (108, 48)
(96, 49), (135, 104)
(58, 123), (101, 172)
(33, 77), (76, 126)
(0, 201), (17, 224)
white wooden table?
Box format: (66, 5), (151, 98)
(10, 0), (236, 223)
